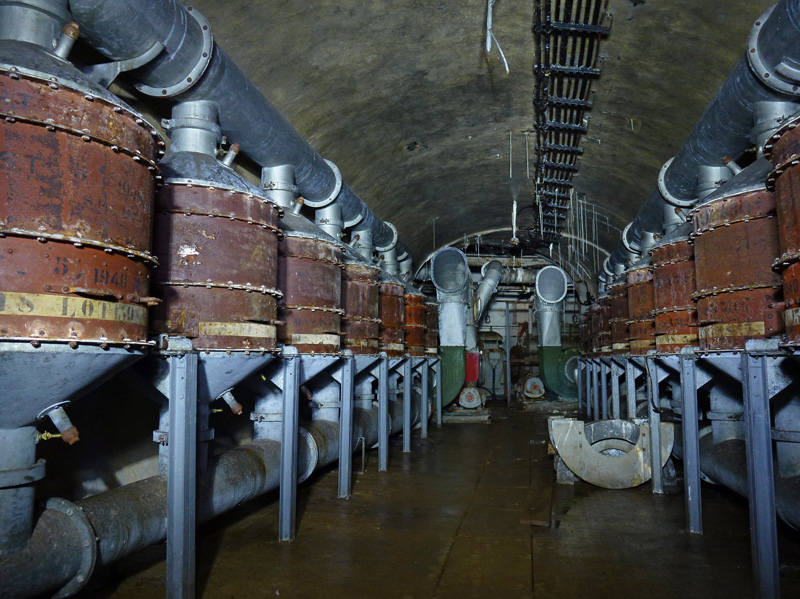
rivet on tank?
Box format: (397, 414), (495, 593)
(690, 158), (783, 350)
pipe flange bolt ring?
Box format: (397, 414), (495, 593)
(375, 222), (399, 252)
(657, 157), (695, 207)
(747, 6), (800, 96)
(46, 497), (97, 599)
(302, 160), (342, 208)
(0, 458), (45, 488)
(135, 6), (214, 97)
(621, 222), (641, 255)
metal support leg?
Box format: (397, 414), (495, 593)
(592, 361), (600, 420)
(378, 355), (389, 471)
(625, 360), (637, 419)
(403, 358), (412, 453)
(421, 361), (429, 439)
(338, 354), (355, 499)
(680, 356), (702, 534)
(647, 357), (663, 494)
(505, 302), (512, 406)
(577, 361), (583, 411)
(167, 352), (198, 599)
(584, 361), (592, 419)
(742, 353), (780, 599)
(601, 360), (609, 420)
(279, 348), (300, 542)
(435, 360), (443, 428)
(611, 362), (621, 419)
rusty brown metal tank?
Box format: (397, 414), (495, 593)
(597, 294), (612, 355)
(587, 303), (600, 356)
(425, 302), (439, 355)
(404, 291), (426, 356)
(766, 117), (800, 345)
(379, 280), (405, 357)
(650, 222), (698, 353)
(0, 61), (163, 346)
(151, 184), (282, 351)
(627, 259), (656, 355)
(278, 226), (343, 354)
(691, 159), (783, 350)
(341, 259), (381, 354)
(608, 276), (630, 354)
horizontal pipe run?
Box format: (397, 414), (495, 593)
(0, 388), (421, 599)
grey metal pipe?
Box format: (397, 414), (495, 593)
(609, 0), (800, 273)
(0, 387), (423, 599)
(474, 260), (503, 325)
(431, 248), (471, 348)
(68, 0), (408, 256)
(698, 435), (800, 530)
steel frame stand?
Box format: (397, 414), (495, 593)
(415, 358), (430, 439)
(645, 355), (669, 495)
(600, 358), (609, 419)
(338, 351), (355, 499)
(679, 352), (702, 534)
(433, 357), (443, 428)
(625, 359), (639, 419)
(278, 346), (300, 542)
(742, 342), (785, 599)
(577, 359), (584, 411)
(610, 358), (623, 419)
(378, 353), (389, 472)
(402, 357), (412, 453)
(162, 337), (199, 599)
(591, 359), (600, 420)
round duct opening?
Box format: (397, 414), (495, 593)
(431, 247), (470, 293)
(535, 265), (568, 304)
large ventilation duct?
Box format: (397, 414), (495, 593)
(430, 248), (470, 407)
(607, 0), (800, 277)
(474, 260), (503, 325)
(68, 0), (411, 265)
(535, 266), (579, 400)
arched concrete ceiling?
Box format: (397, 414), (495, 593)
(188, 0), (774, 270)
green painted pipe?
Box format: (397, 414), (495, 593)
(439, 346), (465, 407)
(539, 346), (579, 400)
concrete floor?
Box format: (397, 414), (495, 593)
(82, 402), (800, 598)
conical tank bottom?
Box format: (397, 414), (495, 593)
(143, 351), (275, 403)
(0, 342), (144, 429)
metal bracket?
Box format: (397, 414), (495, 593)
(81, 40), (165, 89)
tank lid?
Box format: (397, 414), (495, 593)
(696, 157), (772, 207)
(160, 152), (266, 197)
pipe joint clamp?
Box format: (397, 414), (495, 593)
(303, 159), (342, 208)
(376, 222), (399, 252)
(657, 157), (695, 207)
(748, 6), (800, 96)
(47, 497), (97, 599)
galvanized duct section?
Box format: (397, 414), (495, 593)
(535, 266), (578, 399)
(605, 0), (800, 278)
(68, 0), (411, 265)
